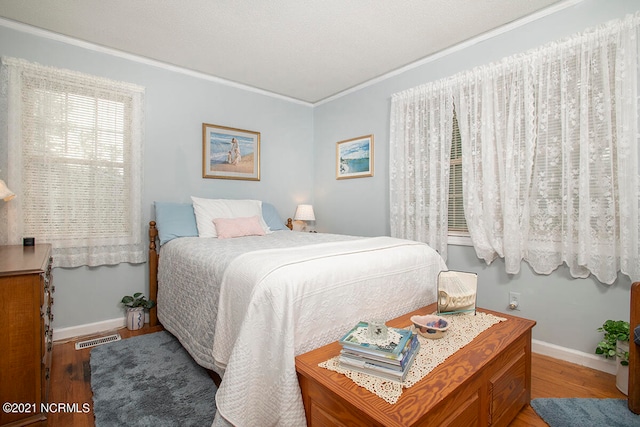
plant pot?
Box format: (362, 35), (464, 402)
(616, 340), (629, 395)
(126, 307), (145, 331)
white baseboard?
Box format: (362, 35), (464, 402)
(53, 317), (125, 342)
(52, 320), (618, 375)
(532, 338), (617, 375)
(53, 313), (152, 342)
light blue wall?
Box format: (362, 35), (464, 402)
(1, 0), (638, 358)
(0, 23), (314, 329)
(313, 0), (639, 355)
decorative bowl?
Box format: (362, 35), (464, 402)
(410, 314), (450, 339)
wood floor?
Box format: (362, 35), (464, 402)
(47, 324), (164, 427)
(46, 325), (627, 426)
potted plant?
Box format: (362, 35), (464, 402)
(595, 319), (630, 395)
(121, 292), (156, 331)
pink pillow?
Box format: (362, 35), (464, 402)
(212, 216), (267, 239)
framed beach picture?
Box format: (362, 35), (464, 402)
(202, 123), (260, 180)
(336, 135), (374, 179)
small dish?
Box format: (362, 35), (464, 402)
(410, 314), (450, 339)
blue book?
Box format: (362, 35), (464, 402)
(341, 333), (419, 371)
(338, 339), (419, 382)
(339, 321), (413, 360)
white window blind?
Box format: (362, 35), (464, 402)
(448, 112), (467, 233)
(1, 57), (145, 267)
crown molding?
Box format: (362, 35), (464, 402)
(0, 17), (314, 107)
(0, 0), (586, 108)
(314, 0), (586, 106)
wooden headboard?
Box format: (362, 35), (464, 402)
(148, 221), (159, 327)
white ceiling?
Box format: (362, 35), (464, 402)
(0, 0), (566, 103)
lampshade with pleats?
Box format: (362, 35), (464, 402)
(294, 204), (315, 221)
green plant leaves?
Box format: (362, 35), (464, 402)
(595, 319), (630, 365)
(120, 293), (156, 309)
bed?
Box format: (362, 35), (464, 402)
(147, 198), (447, 427)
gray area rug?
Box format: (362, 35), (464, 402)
(531, 398), (640, 427)
(90, 331), (217, 426)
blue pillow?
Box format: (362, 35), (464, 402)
(262, 202), (289, 231)
(154, 202), (199, 245)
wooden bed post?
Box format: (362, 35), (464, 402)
(149, 221), (159, 327)
(629, 282), (640, 414)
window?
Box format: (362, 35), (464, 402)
(391, 12), (640, 283)
(448, 111), (467, 234)
(2, 57), (145, 267)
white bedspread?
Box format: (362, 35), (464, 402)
(211, 236), (446, 427)
(158, 232), (362, 371)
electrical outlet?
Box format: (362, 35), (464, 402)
(509, 292), (521, 310)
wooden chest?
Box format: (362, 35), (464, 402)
(296, 305), (535, 427)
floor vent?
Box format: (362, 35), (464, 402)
(75, 333), (121, 350)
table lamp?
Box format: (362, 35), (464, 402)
(293, 204), (315, 232)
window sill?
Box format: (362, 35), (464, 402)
(448, 233), (473, 246)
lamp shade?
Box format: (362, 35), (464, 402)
(0, 179), (15, 201)
(294, 204), (315, 221)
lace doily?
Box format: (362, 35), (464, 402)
(319, 311), (506, 404)
(351, 325), (402, 347)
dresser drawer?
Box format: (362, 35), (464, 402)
(0, 244), (53, 426)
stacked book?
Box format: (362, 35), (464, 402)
(338, 321), (419, 382)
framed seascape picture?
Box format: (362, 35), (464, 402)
(202, 123), (260, 180)
(336, 135), (374, 179)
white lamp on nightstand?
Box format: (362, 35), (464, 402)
(293, 204), (315, 232)
(0, 179), (15, 202)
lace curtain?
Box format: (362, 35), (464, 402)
(390, 12), (640, 284)
(0, 57), (146, 267)
(389, 82), (454, 261)
(454, 60), (537, 274)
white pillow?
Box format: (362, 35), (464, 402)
(191, 197), (270, 237)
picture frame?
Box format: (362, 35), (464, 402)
(336, 135), (374, 179)
(202, 123), (260, 180)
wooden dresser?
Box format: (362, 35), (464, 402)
(0, 244), (54, 426)
(296, 305), (536, 427)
